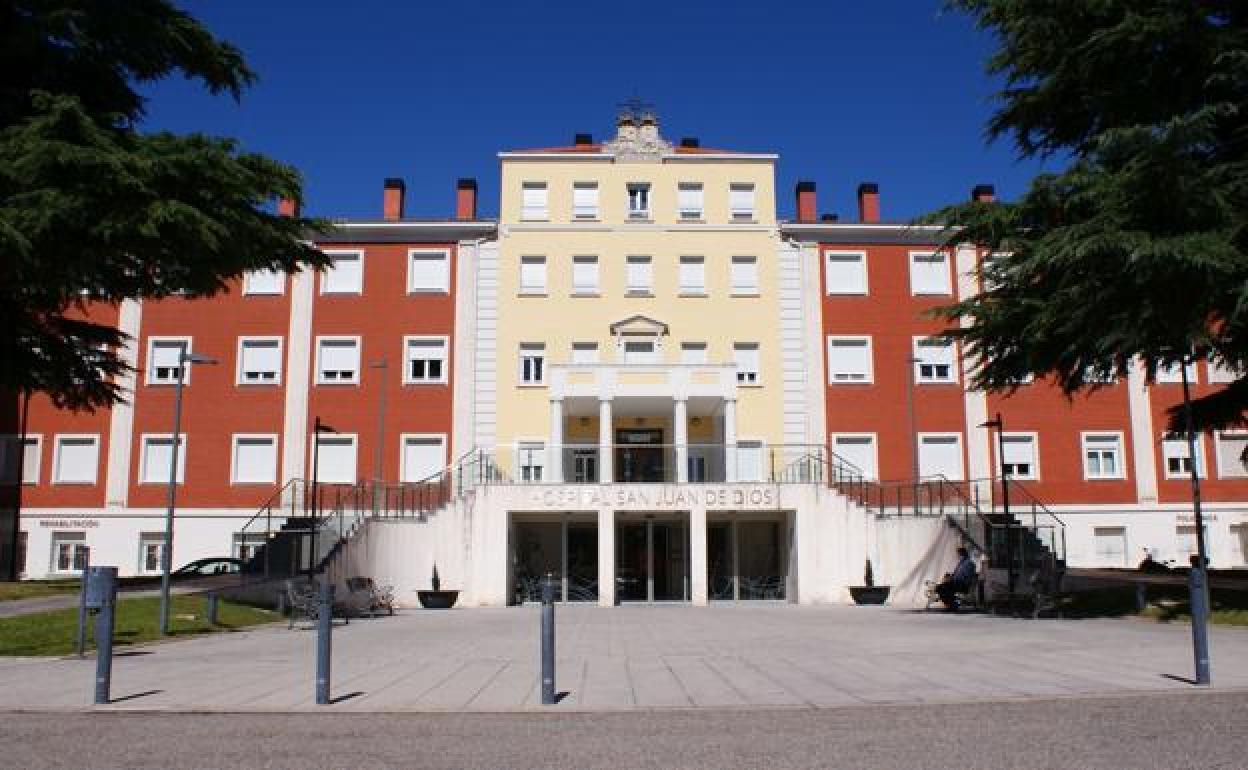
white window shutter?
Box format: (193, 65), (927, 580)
(402, 437), (445, 482)
(234, 438), (277, 483)
(316, 438), (356, 483)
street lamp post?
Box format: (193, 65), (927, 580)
(159, 351), (217, 636)
(1178, 355), (1212, 685)
(309, 417), (337, 574)
(980, 413), (1013, 591)
(369, 359), (388, 513)
(906, 356), (921, 482)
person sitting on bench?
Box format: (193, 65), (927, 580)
(936, 547), (977, 612)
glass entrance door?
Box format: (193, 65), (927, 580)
(615, 515), (689, 602)
(616, 429), (665, 482)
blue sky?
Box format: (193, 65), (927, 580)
(142, 0), (1056, 221)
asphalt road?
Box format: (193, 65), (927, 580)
(3, 691), (1243, 769)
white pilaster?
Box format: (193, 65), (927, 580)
(451, 238), (481, 460)
(598, 398), (613, 483)
(956, 244), (992, 498)
(723, 398), (738, 482)
(674, 398), (688, 483)
(690, 504), (707, 605)
(548, 397), (563, 483)
(104, 299), (142, 507)
(281, 267), (315, 484)
(1127, 358), (1160, 504)
(597, 506), (615, 607)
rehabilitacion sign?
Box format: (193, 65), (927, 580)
(528, 484), (778, 510)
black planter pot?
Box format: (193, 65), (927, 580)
(417, 590), (460, 609)
(849, 586), (891, 605)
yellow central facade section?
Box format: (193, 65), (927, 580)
(494, 130), (786, 477)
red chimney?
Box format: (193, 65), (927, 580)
(857, 183), (880, 223)
(277, 197), (300, 218)
(456, 178), (478, 221)
(383, 178), (405, 220)
(971, 184), (996, 203)
(795, 181), (817, 223)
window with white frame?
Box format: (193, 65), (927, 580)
(677, 182), (703, 219)
(627, 183), (650, 219)
(138, 532), (166, 575)
(736, 440), (765, 481)
(734, 343), (760, 384)
(909, 251), (951, 295)
(1094, 527), (1128, 567)
(571, 342), (599, 365)
(1215, 432), (1248, 478)
(520, 256), (547, 294)
(521, 182), (548, 220)
(231, 435), (278, 484)
(918, 434), (964, 480)
(572, 256), (599, 294)
(1162, 433), (1205, 478)
(315, 435), (357, 484)
(233, 532), (267, 563)
(729, 183), (755, 221)
(1176, 525), (1208, 559)
(1083, 433), (1125, 479)
(832, 434), (878, 480)
(626, 256), (652, 293)
(681, 342), (708, 365)
(147, 337), (190, 385)
(517, 441), (545, 482)
(914, 338), (957, 383)
(0, 434), (40, 484)
(679, 256), (706, 294)
(404, 337), (448, 384)
(243, 269), (284, 295)
(51, 531), (89, 573)
(731, 256), (759, 295)
(1207, 356), (1239, 384)
(408, 250), (450, 293)
(623, 340), (657, 365)
(53, 435), (99, 484)
(401, 435), (446, 482)
(316, 337), (360, 384)
(519, 343), (545, 384)
(321, 250), (363, 294)
(572, 182), (599, 219)
(999, 434), (1038, 479)
(826, 337), (873, 383)
(140, 435), (186, 484)
(237, 337), (282, 384)
(1234, 524), (1248, 566)
(1157, 359), (1198, 384)
(825, 251), (867, 294)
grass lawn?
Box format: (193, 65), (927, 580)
(0, 580), (85, 601)
(0, 595), (279, 656)
(1056, 585), (1248, 626)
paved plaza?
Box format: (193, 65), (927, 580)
(2, 604), (1247, 712)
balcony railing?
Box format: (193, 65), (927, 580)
(505, 443), (850, 484)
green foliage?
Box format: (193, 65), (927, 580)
(928, 1), (1248, 431)
(0, 1), (329, 410)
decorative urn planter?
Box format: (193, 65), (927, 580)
(850, 558), (891, 605)
(417, 564), (459, 609)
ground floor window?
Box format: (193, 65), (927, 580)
(511, 516), (597, 603)
(17, 531), (27, 576)
(1176, 525), (1209, 562)
(617, 514), (689, 601)
(1093, 526), (1128, 567)
(233, 533), (267, 565)
(709, 517), (788, 600)
(51, 531), (89, 573)
(1233, 524), (1248, 566)
(138, 532), (166, 575)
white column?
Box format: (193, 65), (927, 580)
(598, 398), (613, 483)
(597, 507), (615, 607)
(104, 299), (142, 508)
(690, 504), (707, 605)
(1127, 358), (1160, 504)
(548, 398), (563, 483)
(674, 398), (688, 483)
(723, 398), (738, 482)
(281, 266), (315, 485)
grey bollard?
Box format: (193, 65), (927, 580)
(1189, 566), (1212, 686)
(76, 551), (91, 658)
(541, 572), (556, 705)
(1135, 583), (1147, 612)
(316, 581), (334, 705)
(205, 593), (219, 626)
(84, 566), (119, 705)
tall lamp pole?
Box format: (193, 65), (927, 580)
(1179, 355), (1212, 685)
(979, 413), (1012, 590)
(309, 417), (337, 575)
(159, 351), (217, 636)
(906, 356), (921, 480)
(369, 359), (388, 510)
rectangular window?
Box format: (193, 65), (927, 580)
(322, 250), (363, 294)
(623, 340), (657, 365)
(517, 441), (545, 482)
(401, 435), (446, 482)
(1162, 434), (1205, 479)
(1207, 356), (1239, 384)
(140, 434), (186, 484)
(521, 182), (548, 220)
(571, 342), (599, 365)
(1177, 525), (1208, 559)
(1083, 433), (1125, 480)
(1157, 359), (1199, 384)
(731, 256), (759, 295)
(237, 337), (282, 385)
(0, 434), (40, 485)
(914, 337), (957, 383)
(679, 256), (706, 294)
(404, 336), (448, 384)
(147, 337), (190, 385)
(1094, 527), (1128, 567)
(520, 256), (547, 294)
(729, 183), (755, 221)
(53, 435), (99, 484)
(1215, 432), (1248, 478)
(231, 435), (278, 484)
(736, 440), (765, 481)
(316, 337), (360, 384)
(826, 337), (873, 383)
(243, 269), (284, 295)
(315, 435), (357, 484)
(918, 434), (964, 481)
(138, 532), (166, 575)
(519, 343), (545, 385)
(909, 251), (951, 295)
(825, 251), (867, 294)
(677, 183), (703, 219)
(999, 434), (1038, 480)
(626, 256), (652, 294)
(573, 182), (599, 219)
(408, 250), (450, 293)
(832, 434), (878, 481)
(681, 342), (708, 365)
(627, 183), (651, 219)
(51, 532), (89, 574)
(233, 532), (267, 563)
(572, 256), (599, 294)
(734, 342), (760, 385)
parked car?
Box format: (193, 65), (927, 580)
(172, 557), (243, 578)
